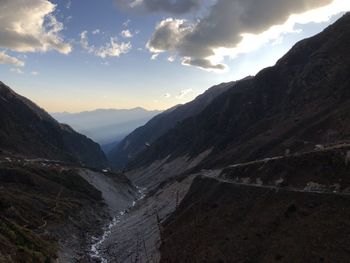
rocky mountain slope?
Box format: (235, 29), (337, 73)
(126, 13), (350, 187)
(0, 82), (107, 168)
(50, 13), (350, 262)
(0, 157), (136, 262)
(2, 12), (350, 263)
(0, 83), (139, 262)
(79, 15), (350, 262)
(52, 108), (161, 146)
(108, 81), (236, 169)
(160, 145), (350, 262)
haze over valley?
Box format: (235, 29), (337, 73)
(52, 108), (161, 150)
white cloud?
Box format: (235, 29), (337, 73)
(80, 31), (90, 50)
(147, 0), (350, 72)
(168, 56), (175, 62)
(31, 71), (39, 75)
(121, 30), (134, 38)
(129, 0), (143, 8)
(0, 51), (25, 67)
(176, 88), (193, 99)
(95, 39), (131, 58)
(123, 19), (131, 27)
(80, 31), (131, 58)
(0, 0), (72, 54)
(164, 93), (171, 98)
(10, 68), (24, 74)
(92, 29), (101, 35)
(151, 53), (159, 60)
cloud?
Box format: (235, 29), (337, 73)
(31, 71), (39, 76)
(146, 0), (348, 72)
(164, 93), (171, 98)
(115, 0), (201, 14)
(123, 19), (131, 27)
(0, 0), (72, 54)
(65, 16), (73, 23)
(147, 18), (191, 53)
(92, 29), (101, 35)
(181, 57), (227, 71)
(80, 31), (131, 58)
(121, 30), (134, 38)
(151, 53), (159, 60)
(176, 88), (193, 99)
(66, 0), (72, 9)
(168, 56), (175, 62)
(10, 68), (24, 74)
(0, 51), (25, 67)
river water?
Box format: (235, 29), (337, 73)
(89, 186), (146, 262)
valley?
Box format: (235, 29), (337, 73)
(52, 108), (161, 148)
(86, 143), (350, 262)
(0, 10), (350, 263)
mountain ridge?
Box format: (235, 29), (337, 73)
(108, 80), (237, 169)
(0, 81), (107, 168)
(125, 12), (350, 188)
(52, 107), (162, 145)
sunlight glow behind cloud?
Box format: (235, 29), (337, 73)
(212, 0), (350, 64)
(147, 0), (350, 72)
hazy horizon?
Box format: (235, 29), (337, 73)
(50, 106), (163, 114)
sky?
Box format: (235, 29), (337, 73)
(0, 0), (349, 113)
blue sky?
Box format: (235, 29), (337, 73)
(0, 0), (349, 112)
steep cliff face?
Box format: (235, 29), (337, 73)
(127, 13), (350, 183)
(108, 81), (236, 169)
(0, 82), (107, 168)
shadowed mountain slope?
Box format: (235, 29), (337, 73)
(0, 82), (107, 168)
(128, 13), (350, 183)
(108, 81), (236, 169)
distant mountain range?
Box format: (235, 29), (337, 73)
(107, 81), (236, 169)
(0, 82), (107, 168)
(52, 108), (161, 147)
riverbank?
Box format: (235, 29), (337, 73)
(88, 174), (196, 262)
